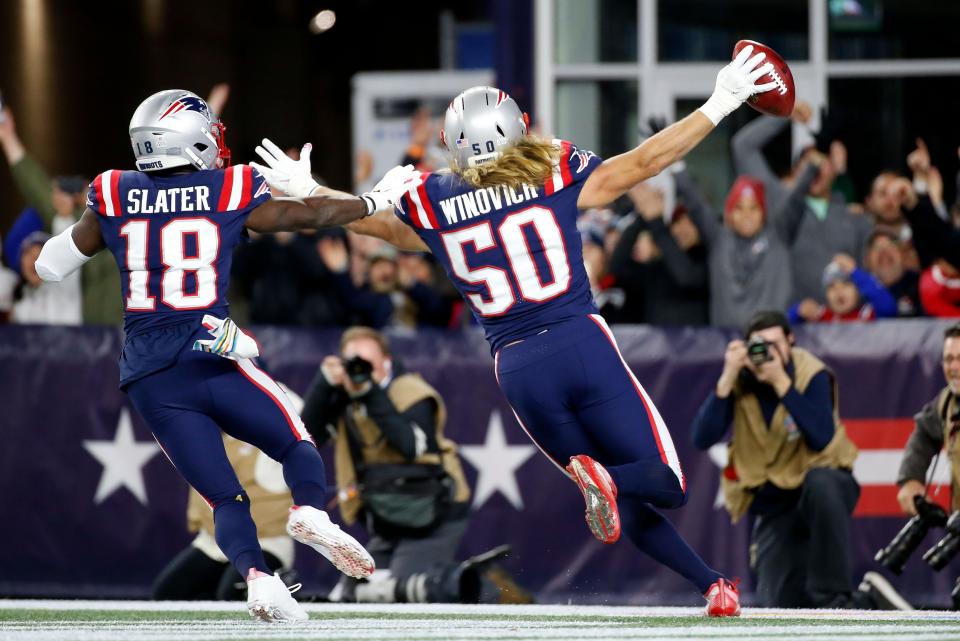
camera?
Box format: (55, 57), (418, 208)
(343, 355), (374, 385)
(923, 510), (960, 571)
(746, 337), (772, 366)
(875, 495), (948, 574)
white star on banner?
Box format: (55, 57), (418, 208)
(460, 409), (536, 510)
(83, 408), (160, 505)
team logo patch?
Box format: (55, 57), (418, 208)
(574, 149), (597, 174)
(158, 96), (210, 121)
(253, 180), (270, 198)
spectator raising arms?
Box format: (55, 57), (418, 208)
(0, 106), (121, 325)
(789, 254), (897, 324)
(319, 235), (448, 329)
(732, 104), (873, 302)
(606, 182), (709, 326)
(675, 161), (812, 329)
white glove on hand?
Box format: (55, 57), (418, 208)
(250, 138), (321, 198)
(699, 45), (778, 126)
(192, 315), (260, 361)
(360, 164), (419, 216)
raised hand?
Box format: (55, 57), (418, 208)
(251, 138), (320, 199)
(700, 44), (778, 125)
(359, 164), (418, 215)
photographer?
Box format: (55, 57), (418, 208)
(887, 324), (960, 606)
(690, 310), (881, 608)
(301, 327), (520, 604)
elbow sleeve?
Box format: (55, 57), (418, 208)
(34, 224), (92, 282)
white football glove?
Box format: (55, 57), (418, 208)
(250, 138), (321, 198)
(699, 45), (778, 126)
(360, 164), (419, 216)
(192, 315), (260, 361)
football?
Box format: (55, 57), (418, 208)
(733, 39), (795, 118)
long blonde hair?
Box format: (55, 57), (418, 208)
(456, 136), (558, 190)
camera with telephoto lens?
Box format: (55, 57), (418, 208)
(923, 510), (960, 571)
(746, 337), (772, 366)
(343, 355), (373, 385)
(875, 495), (948, 574)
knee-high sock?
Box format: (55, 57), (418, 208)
(619, 496), (722, 594)
(213, 496), (270, 576)
(281, 440), (328, 508)
(607, 456), (687, 509)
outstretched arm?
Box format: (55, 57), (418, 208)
(577, 45), (777, 210)
(245, 188), (368, 233)
(346, 209), (429, 252)
(34, 208), (105, 282)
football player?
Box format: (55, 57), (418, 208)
(34, 90), (416, 622)
(256, 46), (780, 616)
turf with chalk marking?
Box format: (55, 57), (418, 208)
(2, 600), (960, 641)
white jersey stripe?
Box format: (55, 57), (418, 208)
(407, 178), (433, 230)
(236, 358), (314, 444)
(549, 138), (564, 193)
(102, 170), (116, 217)
(588, 314), (685, 489)
(226, 166), (244, 211)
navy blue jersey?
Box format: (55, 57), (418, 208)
(395, 140), (603, 352)
(88, 164), (271, 384)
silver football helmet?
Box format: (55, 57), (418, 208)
(440, 86), (529, 170)
(128, 89), (230, 172)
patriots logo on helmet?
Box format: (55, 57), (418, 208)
(158, 96), (210, 121)
(574, 149), (597, 174)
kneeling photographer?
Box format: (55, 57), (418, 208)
(301, 326), (523, 604)
(884, 324), (960, 606)
(691, 311), (905, 608)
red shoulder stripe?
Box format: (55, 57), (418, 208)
(92, 174), (107, 216)
(237, 165), (252, 209)
(217, 166), (235, 211)
(416, 173), (439, 229)
(559, 141), (573, 188)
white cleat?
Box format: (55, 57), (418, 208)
(246, 571), (308, 623)
(287, 505), (375, 579)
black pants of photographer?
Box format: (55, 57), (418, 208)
(153, 546), (283, 601)
(333, 515), (496, 603)
(752, 468), (861, 608)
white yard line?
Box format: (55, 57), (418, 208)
(2, 600), (959, 620)
(3, 601), (960, 641)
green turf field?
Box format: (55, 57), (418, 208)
(2, 601), (960, 641)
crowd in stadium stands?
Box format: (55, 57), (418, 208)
(2, 87), (960, 331)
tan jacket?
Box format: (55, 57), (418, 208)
(721, 347), (858, 522)
(334, 373), (470, 525)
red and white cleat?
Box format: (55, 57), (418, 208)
(287, 505), (375, 579)
(566, 455), (621, 544)
(704, 578), (741, 617)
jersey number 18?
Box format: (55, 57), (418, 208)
(119, 218), (219, 311)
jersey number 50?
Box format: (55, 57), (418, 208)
(441, 205), (571, 316)
(120, 218), (219, 311)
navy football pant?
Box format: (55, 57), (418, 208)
(127, 347), (326, 577)
(495, 314), (722, 593)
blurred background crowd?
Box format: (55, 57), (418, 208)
(3, 89), (960, 333)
